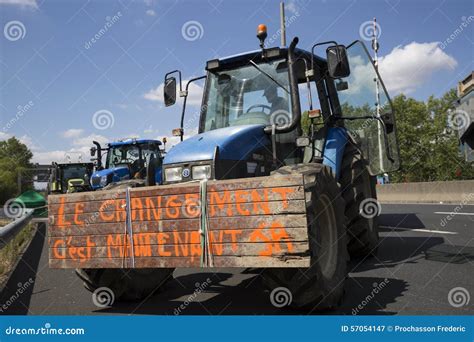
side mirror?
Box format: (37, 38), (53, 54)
(90, 146), (96, 157)
(327, 45), (350, 79)
(164, 77), (177, 107)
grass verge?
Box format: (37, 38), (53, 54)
(0, 222), (36, 285)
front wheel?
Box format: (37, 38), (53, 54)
(76, 181), (174, 302)
(340, 142), (379, 257)
(262, 164), (348, 310)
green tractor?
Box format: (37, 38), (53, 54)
(47, 162), (94, 194)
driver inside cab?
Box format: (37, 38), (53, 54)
(263, 85), (289, 115)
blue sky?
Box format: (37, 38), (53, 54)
(0, 0), (472, 163)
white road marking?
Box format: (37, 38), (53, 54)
(379, 225), (458, 235)
(434, 212), (474, 216)
(381, 202), (474, 206)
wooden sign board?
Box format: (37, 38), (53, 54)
(48, 174), (310, 268)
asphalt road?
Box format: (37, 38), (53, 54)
(1, 203), (473, 315)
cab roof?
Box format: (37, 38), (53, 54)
(206, 47), (326, 71)
(109, 139), (162, 147)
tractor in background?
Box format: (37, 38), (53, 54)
(47, 162), (94, 194)
(89, 138), (164, 190)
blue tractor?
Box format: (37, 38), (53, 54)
(160, 26), (400, 308)
(89, 138), (164, 190)
(77, 24), (400, 309)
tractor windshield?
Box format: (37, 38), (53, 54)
(61, 165), (89, 181)
(202, 59), (292, 132)
(106, 143), (159, 170)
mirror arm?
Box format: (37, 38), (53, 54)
(180, 75), (206, 142)
(310, 41), (337, 72)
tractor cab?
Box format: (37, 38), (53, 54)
(89, 139), (163, 190)
(162, 25), (399, 184)
(48, 162), (94, 194)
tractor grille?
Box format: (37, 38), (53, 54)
(91, 177), (101, 186)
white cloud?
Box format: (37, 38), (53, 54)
(71, 133), (108, 147)
(0, 131), (12, 140)
(146, 9), (156, 16)
(32, 148), (90, 164)
(61, 128), (84, 138)
(144, 79), (204, 106)
(378, 42), (458, 94)
(286, 0), (299, 15)
(18, 134), (40, 151)
(0, 0), (37, 8)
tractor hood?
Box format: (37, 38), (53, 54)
(164, 124), (269, 165)
(90, 166), (130, 190)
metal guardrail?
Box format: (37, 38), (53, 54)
(0, 209), (34, 249)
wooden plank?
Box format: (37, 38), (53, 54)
(49, 242), (309, 260)
(48, 174), (304, 204)
(49, 200), (306, 227)
(49, 228), (309, 247)
(48, 186), (304, 215)
(49, 256), (310, 268)
(48, 214), (308, 236)
(47, 173), (309, 269)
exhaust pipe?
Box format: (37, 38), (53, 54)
(92, 140), (103, 169)
(264, 37), (301, 134)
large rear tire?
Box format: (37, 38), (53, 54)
(262, 164), (348, 310)
(340, 142), (379, 258)
(76, 180), (174, 302)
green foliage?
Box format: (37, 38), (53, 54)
(300, 89), (473, 182)
(0, 137), (33, 203)
(390, 89), (473, 182)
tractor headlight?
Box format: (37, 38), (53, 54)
(165, 167), (183, 182)
(100, 175), (108, 186)
(192, 165), (211, 180)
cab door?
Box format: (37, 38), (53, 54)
(335, 40), (400, 175)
